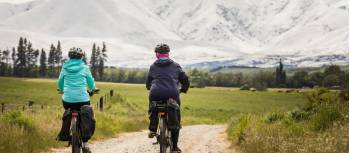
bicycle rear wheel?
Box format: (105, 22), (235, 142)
(71, 118), (81, 153)
(159, 117), (168, 153)
(168, 132), (173, 152)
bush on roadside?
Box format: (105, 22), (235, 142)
(287, 109), (310, 121)
(228, 115), (251, 144)
(0, 94), (148, 153)
(265, 111), (284, 123)
(228, 88), (349, 153)
(2, 110), (35, 130)
(0, 110), (59, 153)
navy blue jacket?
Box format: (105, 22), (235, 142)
(146, 58), (189, 101)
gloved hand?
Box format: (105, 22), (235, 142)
(88, 88), (100, 96)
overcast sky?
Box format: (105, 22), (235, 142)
(0, 0), (35, 4)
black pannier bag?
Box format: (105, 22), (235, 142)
(57, 109), (72, 141)
(167, 99), (180, 130)
(80, 105), (96, 140)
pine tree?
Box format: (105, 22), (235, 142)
(0, 49), (3, 76)
(90, 43), (98, 78)
(39, 49), (47, 77)
(11, 47), (16, 75)
(275, 59), (286, 87)
(0, 49), (9, 76)
(98, 42), (108, 80)
(82, 51), (88, 64)
(30, 49), (39, 77)
(95, 46), (101, 80)
(3, 49), (11, 76)
(15, 37), (27, 77)
(55, 41), (62, 75)
(26, 41), (34, 76)
(48, 44), (56, 77)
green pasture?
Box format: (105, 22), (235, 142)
(0, 77), (308, 153)
(0, 77), (307, 123)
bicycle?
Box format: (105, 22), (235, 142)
(153, 99), (175, 153)
(58, 89), (99, 153)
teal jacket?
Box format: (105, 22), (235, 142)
(57, 59), (95, 103)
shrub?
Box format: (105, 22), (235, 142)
(310, 103), (343, 131)
(240, 84), (250, 90)
(229, 88), (349, 153)
(1, 111), (35, 131)
(265, 112), (284, 123)
(304, 88), (334, 111)
(0, 110), (58, 153)
(229, 115), (251, 144)
(305, 88), (347, 131)
(287, 109), (310, 121)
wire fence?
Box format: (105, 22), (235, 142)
(0, 89), (115, 114)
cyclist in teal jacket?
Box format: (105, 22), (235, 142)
(57, 49), (95, 102)
(57, 47), (95, 153)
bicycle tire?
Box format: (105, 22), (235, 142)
(168, 130), (173, 152)
(159, 117), (167, 153)
(71, 118), (81, 153)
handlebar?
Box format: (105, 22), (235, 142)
(57, 88), (100, 96)
(87, 88), (100, 96)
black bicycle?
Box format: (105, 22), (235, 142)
(71, 89), (99, 153)
(58, 89), (99, 153)
(154, 100), (174, 153)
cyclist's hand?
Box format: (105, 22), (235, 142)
(93, 88), (100, 94)
(57, 89), (63, 94)
(88, 90), (93, 96)
(180, 88), (187, 94)
(88, 88), (100, 96)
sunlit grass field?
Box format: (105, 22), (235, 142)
(0, 77), (308, 153)
(0, 77), (307, 122)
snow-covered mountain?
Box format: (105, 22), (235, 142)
(0, 0), (348, 68)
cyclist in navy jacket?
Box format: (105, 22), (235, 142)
(146, 43), (190, 153)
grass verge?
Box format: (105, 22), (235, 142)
(228, 88), (349, 153)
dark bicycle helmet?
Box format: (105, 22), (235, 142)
(68, 47), (84, 59)
(154, 43), (170, 54)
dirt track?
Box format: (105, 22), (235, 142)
(50, 125), (237, 153)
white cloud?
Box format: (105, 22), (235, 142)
(0, 0), (35, 4)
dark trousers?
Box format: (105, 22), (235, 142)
(148, 95), (181, 149)
(63, 101), (90, 110)
(62, 101), (90, 142)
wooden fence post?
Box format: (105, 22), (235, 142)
(105, 94), (107, 103)
(1, 103), (4, 113)
(99, 97), (104, 111)
(110, 90), (114, 97)
(28, 101), (34, 107)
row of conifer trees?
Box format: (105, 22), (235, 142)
(0, 37), (107, 80)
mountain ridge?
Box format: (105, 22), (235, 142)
(0, 0), (348, 68)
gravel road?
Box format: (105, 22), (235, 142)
(50, 125), (236, 153)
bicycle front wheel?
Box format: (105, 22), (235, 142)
(71, 118), (81, 153)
